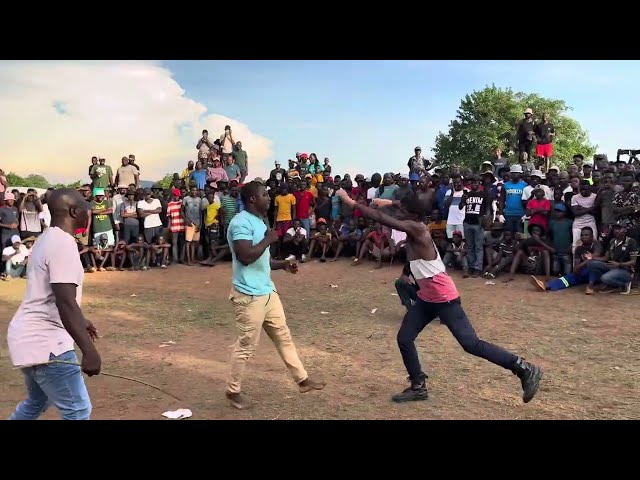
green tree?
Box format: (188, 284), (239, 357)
(433, 85), (597, 171)
(52, 180), (83, 189)
(156, 173), (174, 189)
(6, 172), (52, 189)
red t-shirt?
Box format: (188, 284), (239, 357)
(527, 198), (551, 231)
(294, 190), (314, 220)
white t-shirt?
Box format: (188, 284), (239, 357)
(3, 244), (30, 264)
(522, 184), (553, 201)
(571, 193), (597, 228)
(7, 227), (83, 367)
(286, 227), (307, 238)
(39, 203), (51, 227)
(137, 199), (163, 228)
(367, 187), (377, 201)
(445, 189), (467, 225)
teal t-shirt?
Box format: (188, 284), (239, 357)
(227, 210), (274, 296)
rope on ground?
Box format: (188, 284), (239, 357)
(23, 360), (183, 402)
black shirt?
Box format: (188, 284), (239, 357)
(534, 122), (555, 145)
(608, 237), (638, 269)
(517, 119), (535, 141)
(463, 191), (490, 225)
(575, 242), (601, 262)
(315, 196), (332, 221)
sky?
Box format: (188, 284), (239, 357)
(1, 60), (639, 184)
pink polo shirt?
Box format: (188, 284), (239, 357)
(7, 227), (84, 367)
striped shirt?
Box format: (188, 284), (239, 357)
(220, 195), (239, 225)
(167, 201), (185, 233)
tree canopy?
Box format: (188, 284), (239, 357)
(5, 172), (82, 190)
(156, 174), (174, 189)
(432, 85), (597, 170)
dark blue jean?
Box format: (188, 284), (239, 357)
(504, 215), (524, 234)
(586, 260), (632, 287)
(463, 223), (484, 271)
(397, 298), (518, 382)
(9, 350), (92, 420)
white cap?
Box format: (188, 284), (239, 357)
(510, 165), (523, 173)
(11, 235), (21, 244)
(548, 165), (560, 172)
(530, 170), (543, 178)
(524, 108), (533, 114)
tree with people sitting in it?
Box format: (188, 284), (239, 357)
(432, 85), (597, 170)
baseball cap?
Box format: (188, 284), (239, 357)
(400, 174), (410, 180)
(531, 170), (543, 178)
(415, 146), (422, 151)
(548, 165), (560, 173)
(4, 192), (15, 201)
(11, 235), (21, 244)
(409, 173), (421, 181)
(275, 160), (281, 165)
(452, 230), (463, 237)
(117, 184), (128, 190)
(510, 165), (523, 173)
(554, 203), (567, 212)
(316, 218), (327, 224)
(93, 188), (105, 197)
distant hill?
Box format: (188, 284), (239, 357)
(140, 180), (156, 189)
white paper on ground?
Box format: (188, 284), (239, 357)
(371, 308), (377, 314)
(330, 284), (338, 288)
(320, 311), (329, 315)
(162, 408), (192, 420)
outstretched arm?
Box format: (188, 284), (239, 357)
(336, 190), (423, 239)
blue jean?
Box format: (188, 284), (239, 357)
(553, 254), (572, 276)
(586, 260), (632, 288)
(5, 259), (26, 278)
(299, 218), (311, 236)
(463, 223), (484, 271)
(397, 297), (518, 382)
(504, 215), (523, 234)
(9, 350), (92, 420)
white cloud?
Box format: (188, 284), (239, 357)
(0, 61), (273, 184)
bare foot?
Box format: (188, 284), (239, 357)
(298, 378), (326, 393)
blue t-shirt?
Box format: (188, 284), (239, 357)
(190, 170), (208, 190)
(503, 180), (527, 216)
(227, 210), (274, 296)
(224, 164), (241, 181)
(331, 195), (341, 219)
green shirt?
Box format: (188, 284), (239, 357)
(548, 218), (573, 253)
(90, 199), (113, 234)
(90, 164), (113, 188)
(232, 150), (248, 169)
(220, 195), (239, 224)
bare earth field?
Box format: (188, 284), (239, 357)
(1, 260), (639, 420)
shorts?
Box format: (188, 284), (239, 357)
(536, 143), (553, 158)
(185, 224), (201, 242)
(93, 230), (115, 247)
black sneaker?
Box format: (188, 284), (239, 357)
(471, 269), (480, 278)
(513, 358), (543, 403)
(391, 376), (428, 403)
(226, 391), (250, 410)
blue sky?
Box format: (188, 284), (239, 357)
(1, 60), (638, 183)
(163, 60), (640, 176)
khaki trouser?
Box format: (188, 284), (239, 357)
(227, 287), (308, 394)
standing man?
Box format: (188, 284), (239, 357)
(336, 188), (542, 404)
(498, 165), (527, 234)
(115, 157), (139, 190)
(18, 189), (44, 239)
(196, 129), (214, 162)
(460, 175), (491, 277)
(515, 108), (535, 159)
(7, 188), (101, 420)
(90, 157), (114, 190)
(232, 141), (249, 184)
(89, 188), (115, 247)
(407, 147), (433, 176)
(225, 181), (325, 410)
(534, 113), (555, 172)
(220, 125), (236, 157)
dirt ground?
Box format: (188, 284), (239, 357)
(1, 260), (639, 420)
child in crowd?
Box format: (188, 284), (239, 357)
(483, 229), (516, 279)
(308, 218), (332, 262)
(152, 235), (170, 268)
(443, 230), (469, 277)
(127, 234), (150, 271)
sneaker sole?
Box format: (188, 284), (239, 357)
(391, 392), (429, 403)
(523, 366), (544, 404)
(529, 275), (546, 292)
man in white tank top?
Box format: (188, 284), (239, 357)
(336, 188), (543, 404)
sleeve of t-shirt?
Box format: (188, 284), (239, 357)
(290, 195), (297, 206)
(628, 238), (639, 255)
(136, 200), (145, 210)
(2, 246), (13, 256)
(48, 243), (82, 285)
(228, 217), (253, 242)
(521, 187), (531, 201)
(89, 201), (96, 210)
(570, 196), (579, 207)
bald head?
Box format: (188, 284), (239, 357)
(49, 189), (89, 232)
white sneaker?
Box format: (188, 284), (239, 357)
(285, 255), (296, 261)
(301, 254), (307, 262)
(620, 282), (632, 295)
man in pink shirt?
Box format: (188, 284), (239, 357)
(7, 189), (101, 420)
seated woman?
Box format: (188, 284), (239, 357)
(504, 224), (553, 282)
(308, 218), (332, 262)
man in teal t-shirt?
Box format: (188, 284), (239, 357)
(225, 181), (325, 410)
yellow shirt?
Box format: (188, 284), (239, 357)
(275, 194), (296, 222)
(181, 168), (194, 180)
(309, 185), (318, 198)
(205, 202), (220, 226)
